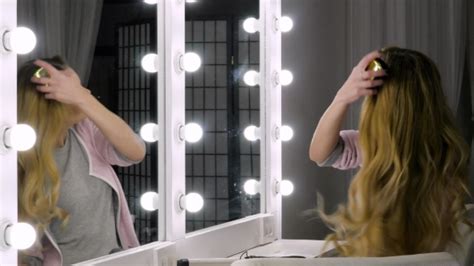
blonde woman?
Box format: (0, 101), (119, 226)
(18, 56), (146, 265)
(309, 47), (471, 256)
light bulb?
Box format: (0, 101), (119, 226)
(2, 27), (37, 54)
(141, 53), (158, 73)
(280, 16), (294, 32)
(244, 179), (260, 195)
(3, 124), (36, 151)
(243, 125), (260, 141)
(183, 192), (204, 213)
(184, 123), (203, 143)
(143, 0), (157, 4)
(243, 70), (260, 86)
(243, 17), (259, 33)
(281, 125), (294, 141)
(181, 52), (202, 72)
(140, 192), (159, 211)
(5, 223), (36, 250)
(140, 123), (159, 142)
(186, 0), (198, 2)
(280, 180), (294, 196)
(280, 70), (293, 86)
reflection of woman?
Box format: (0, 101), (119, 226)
(18, 56), (145, 265)
(309, 47), (472, 256)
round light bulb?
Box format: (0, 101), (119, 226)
(243, 125), (259, 142)
(281, 125), (294, 141)
(182, 52), (202, 72)
(243, 18), (259, 33)
(141, 53), (158, 73)
(244, 179), (260, 195)
(140, 123), (159, 142)
(280, 70), (293, 86)
(185, 192), (204, 213)
(4, 27), (37, 54)
(243, 70), (259, 86)
(184, 123), (203, 143)
(5, 124), (36, 151)
(280, 16), (294, 32)
(140, 192), (159, 211)
(5, 223), (36, 250)
(280, 180), (294, 196)
(143, 0), (157, 4)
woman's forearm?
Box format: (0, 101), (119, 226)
(309, 98), (349, 164)
(78, 93), (146, 162)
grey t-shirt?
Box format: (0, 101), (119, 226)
(50, 129), (121, 265)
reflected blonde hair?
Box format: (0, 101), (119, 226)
(320, 47), (471, 256)
(17, 56), (72, 234)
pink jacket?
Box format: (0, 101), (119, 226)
(331, 130), (362, 169)
(26, 118), (142, 265)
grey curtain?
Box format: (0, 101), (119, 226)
(346, 0), (467, 119)
(17, 0), (103, 84)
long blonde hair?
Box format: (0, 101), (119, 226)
(320, 47), (471, 256)
(17, 56), (72, 233)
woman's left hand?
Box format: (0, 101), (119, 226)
(30, 60), (92, 107)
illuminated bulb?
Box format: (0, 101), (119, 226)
(186, 0), (198, 2)
(180, 193), (204, 213)
(183, 123), (203, 143)
(243, 70), (260, 86)
(280, 70), (293, 86)
(280, 180), (294, 196)
(143, 0), (157, 4)
(243, 125), (260, 141)
(281, 125), (294, 141)
(141, 53), (158, 73)
(2, 124), (36, 151)
(140, 192), (159, 211)
(4, 223), (36, 250)
(2, 27), (37, 54)
(140, 123), (159, 142)
(243, 17), (259, 33)
(244, 179), (260, 195)
(181, 52), (202, 72)
(280, 16), (294, 32)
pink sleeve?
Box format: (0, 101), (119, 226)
(82, 119), (145, 167)
(331, 130), (361, 170)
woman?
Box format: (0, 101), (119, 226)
(18, 56), (146, 265)
(309, 47), (471, 256)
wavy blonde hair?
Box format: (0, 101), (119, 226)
(17, 56), (72, 234)
(320, 47), (471, 256)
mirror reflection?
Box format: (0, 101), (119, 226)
(17, 0), (158, 264)
(184, 0), (260, 233)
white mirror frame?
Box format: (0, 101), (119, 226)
(0, 0), (282, 264)
(0, 0), (19, 264)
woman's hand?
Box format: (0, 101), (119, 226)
(334, 50), (387, 105)
(30, 60), (92, 107)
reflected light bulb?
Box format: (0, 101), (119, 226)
(280, 16), (294, 32)
(243, 70), (259, 86)
(281, 125), (294, 141)
(4, 124), (36, 151)
(280, 70), (293, 86)
(281, 180), (294, 196)
(141, 53), (158, 73)
(182, 52), (202, 72)
(5, 223), (36, 250)
(3, 27), (37, 54)
(143, 0), (157, 4)
(140, 192), (159, 211)
(185, 192), (204, 213)
(243, 17), (259, 33)
(184, 123), (203, 143)
(243, 125), (260, 141)
(244, 179), (260, 195)
(140, 123), (159, 142)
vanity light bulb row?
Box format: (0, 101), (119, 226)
(243, 179), (294, 196)
(140, 191), (204, 213)
(243, 125), (293, 142)
(243, 16), (293, 34)
(243, 70), (293, 87)
(140, 122), (203, 143)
